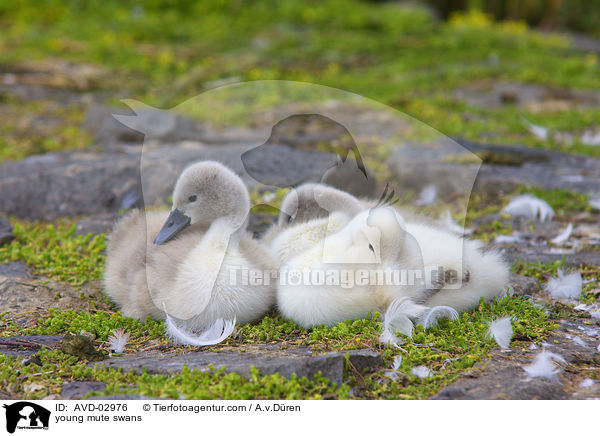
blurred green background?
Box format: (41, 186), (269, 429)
(1, 0), (599, 159)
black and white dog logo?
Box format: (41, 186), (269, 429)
(3, 402), (50, 433)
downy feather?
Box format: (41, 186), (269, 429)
(107, 329), (130, 353)
(550, 223), (573, 245)
(411, 365), (432, 379)
(416, 184), (437, 206)
(378, 297), (418, 347)
(487, 317), (513, 349)
(502, 194), (555, 222)
(522, 351), (566, 380)
(418, 306), (459, 330)
(166, 314), (235, 346)
(545, 269), (583, 299)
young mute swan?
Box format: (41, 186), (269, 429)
(271, 183), (509, 315)
(103, 161), (277, 334)
(265, 183), (366, 264)
(277, 207), (426, 328)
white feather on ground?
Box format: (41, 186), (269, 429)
(439, 210), (472, 235)
(411, 365), (432, 379)
(378, 298), (419, 347)
(418, 306), (459, 330)
(589, 197), (600, 210)
(522, 351), (567, 380)
(572, 336), (588, 347)
(384, 356), (403, 380)
(107, 329), (130, 353)
(581, 129), (600, 146)
(523, 118), (549, 141)
(545, 269), (583, 299)
(166, 315), (236, 346)
(550, 223), (573, 245)
(502, 194), (555, 222)
(494, 232), (525, 244)
(487, 317), (513, 349)
(580, 378), (595, 388)
(416, 184), (437, 206)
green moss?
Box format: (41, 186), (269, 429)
(0, 308), (165, 342)
(0, 350), (347, 400)
(0, 219), (106, 286)
(0, 294), (555, 399)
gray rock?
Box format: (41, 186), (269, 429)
(75, 213), (120, 236)
(0, 335), (63, 358)
(83, 103), (205, 146)
(454, 81), (600, 110)
(509, 274), (541, 296)
(0, 214), (15, 246)
(388, 139), (600, 202)
(0, 262), (31, 278)
(1, 139), (366, 220)
(61, 381), (107, 399)
(90, 346), (383, 387)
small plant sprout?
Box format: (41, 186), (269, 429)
(107, 329), (130, 353)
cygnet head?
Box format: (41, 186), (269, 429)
(340, 207), (406, 263)
(154, 161), (250, 245)
(278, 183), (363, 226)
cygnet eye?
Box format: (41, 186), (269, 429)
(188, 195), (197, 203)
(368, 243), (374, 253)
(287, 215), (294, 224)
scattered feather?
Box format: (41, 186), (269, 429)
(522, 351), (566, 380)
(581, 129), (600, 146)
(411, 365), (432, 379)
(580, 378), (595, 388)
(528, 343), (538, 350)
(545, 269), (583, 299)
(418, 306), (459, 330)
(384, 356), (403, 380)
(550, 223), (573, 245)
(487, 317), (513, 349)
(107, 329), (130, 353)
(439, 210), (472, 235)
(166, 315), (236, 346)
(597, 343), (600, 353)
(502, 194), (555, 222)
(589, 310), (600, 319)
(379, 298), (420, 347)
(494, 232), (525, 244)
(523, 118), (549, 141)
(574, 303), (588, 311)
(572, 336), (588, 347)
(589, 197), (600, 211)
(416, 184), (437, 206)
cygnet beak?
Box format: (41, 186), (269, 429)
(154, 208), (191, 245)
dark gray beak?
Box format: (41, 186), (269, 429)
(154, 209), (191, 245)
